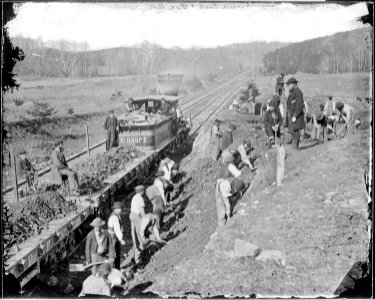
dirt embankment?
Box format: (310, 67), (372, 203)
(127, 100), (371, 297)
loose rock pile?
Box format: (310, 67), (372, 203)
(77, 146), (143, 192)
(3, 146), (143, 263)
(2, 192), (77, 262)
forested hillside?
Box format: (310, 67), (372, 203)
(263, 27), (373, 75)
(10, 37), (285, 79)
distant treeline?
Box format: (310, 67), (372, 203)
(11, 37), (285, 78)
(263, 28), (373, 75)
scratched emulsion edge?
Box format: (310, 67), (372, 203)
(2, 1), (373, 299)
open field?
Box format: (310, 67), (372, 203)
(1, 74), (224, 188)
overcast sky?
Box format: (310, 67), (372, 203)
(7, 2), (369, 50)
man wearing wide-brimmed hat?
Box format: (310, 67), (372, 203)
(51, 140), (80, 196)
(311, 104), (328, 142)
(129, 185), (146, 263)
(79, 263), (112, 297)
(286, 77), (305, 150)
(108, 202), (126, 269)
(85, 217), (115, 275)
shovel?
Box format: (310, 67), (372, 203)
(69, 259), (114, 272)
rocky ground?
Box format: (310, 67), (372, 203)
(122, 96), (371, 297)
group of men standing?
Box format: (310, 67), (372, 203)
(262, 73), (357, 150)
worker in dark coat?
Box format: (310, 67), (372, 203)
(103, 110), (119, 151)
(16, 150), (38, 192)
(51, 140), (80, 196)
(263, 97), (283, 148)
(85, 218), (115, 275)
(275, 73), (285, 96)
(311, 104), (328, 142)
(159, 98), (171, 115)
(286, 77), (305, 150)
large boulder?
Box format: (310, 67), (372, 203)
(233, 239), (261, 258)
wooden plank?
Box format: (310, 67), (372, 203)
(11, 148), (19, 202)
(86, 125), (90, 157)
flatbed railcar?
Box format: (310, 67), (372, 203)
(3, 74), (190, 294)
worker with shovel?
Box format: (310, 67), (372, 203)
(334, 101), (354, 137)
(85, 218), (115, 275)
(140, 213), (166, 245)
(215, 178), (233, 228)
(108, 202), (126, 269)
(311, 104), (328, 143)
(237, 140), (257, 172)
(147, 171), (167, 227)
(129, 185), (146, 264)
(263, 97), (283, 149)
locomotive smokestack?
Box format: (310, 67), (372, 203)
(157, 73), (184, 96)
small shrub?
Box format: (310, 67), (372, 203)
(27, 101), (57, 120)
(67, 107), (74, 115)
(185, 76), (204, 92)
(206, 73), (218, 83)
(13, 98), (25, 106)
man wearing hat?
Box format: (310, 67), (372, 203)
(218, 123), (237, 160)
(275, 73), (285, 96)
(159, 97), (171, 115)
(335, 101), (354, 137)
(311, 104), (328, 142)
(129, 185), (146, 263)
(108, 202), (126, 269)
(215, 178), (233, 228)
(16, 150), (38, 193)
(85, 218), (115, 275)
(51, 140), (80, 196)
(211, 119), (223, 161)
(79, 263), (112, 297)
(237, 140), (257, 171)
(103, 110), (119, 151)
(286, 77), (305, 150)
(264, 96), (283, 148)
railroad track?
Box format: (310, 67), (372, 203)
(2, 72), (249, 203)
